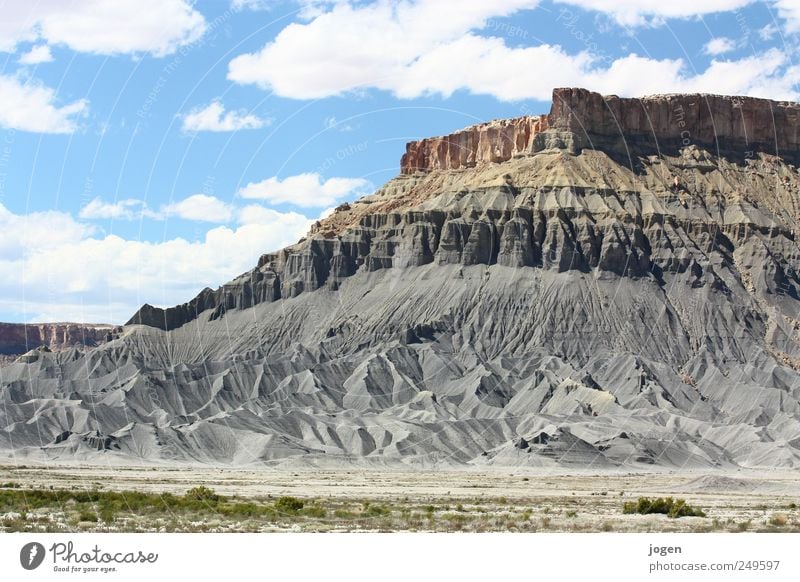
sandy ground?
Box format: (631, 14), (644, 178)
(2, 464), (799, 532)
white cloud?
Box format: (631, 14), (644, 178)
(228, 0), (800, 102)
(324, 116), (354, 132)
(703, 37), (736, 56)
(0, 0), (206, 56)
(228, 0), (542, 98)
(759, 24), (779, 41)
(231, 0), (271, 10)
(238, 204), (314, 229)
(181, 100), (269, 133)
(553, 0), (753, 27)
(237, 173), (371, 207)
(18, 45), (53, 65)
(0, 202), (312, 323)
(0, 75), (87, 133)
(79, 198), (150, 220)
(161, 194), (234, 223)
(0, 204), (95, 260)
(80, 194), (234, 223)
(774, 0), (800, 33)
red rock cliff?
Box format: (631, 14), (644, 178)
(400, 87), (800, 173)
(0, 322), (118, 356)
(400, 115), (548, 174)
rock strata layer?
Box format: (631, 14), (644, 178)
(399, 87), (800, 174)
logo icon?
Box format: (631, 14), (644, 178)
(20, 542), (46, 570)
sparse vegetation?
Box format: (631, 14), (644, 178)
(0, 468), (794, 533)
(362, 502), (389, 518)
(274, 496), (305, 514)
(78, 508), (98, 522)
(185, 486), (221, 502)
(622, 497), (706, 518)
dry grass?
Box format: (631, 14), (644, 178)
(1, 465), (799, 533)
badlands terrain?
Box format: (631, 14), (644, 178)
(2, 88), (800, 473)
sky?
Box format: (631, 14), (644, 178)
(0, 0), (798, 324)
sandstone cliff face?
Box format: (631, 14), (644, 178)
(398, 87), (800, 175)
(400, 115), (548, 174)
(0, 323), (118, 356)
(549, 87), (800, 162)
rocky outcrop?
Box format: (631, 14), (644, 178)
(0, 322), (119, 356)
(548, 87), (800, 162)
(401, 115), (548, 174)
(399, 88), (800, 174)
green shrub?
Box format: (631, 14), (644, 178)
(362, 504), (389, 518)
(622, 497), (705, 518)
(185, 486), (220, 503)
(78, 509), (98, 522)
(99, 504), (116, 523)
(274, 496), (304, 514)
(301, 505), (327, 518)
(218, 502), (262, 518)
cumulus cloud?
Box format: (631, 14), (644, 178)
(228, 0), (800, 102)
(227, 0), (541, 98)
(0, 0), (206, 56)
(238, 204), (314, 228)
(0, 75), (87, 133)
(759, 24), (779, 41)
(231, 0), (271, 10)
(0, 202), (312, 323)
(181, 100), (269, 133)
(18, 45), (53, 65)
(237, 173), (371, 207)
(79, 194), (235, 223)
(553, 0), (753, 27)
(228, 0), (798, 101)
(161, 194), (234, 222)
(773, 0), (800, 33)
(703, 37), (737, 56)
(79, 198), (150, 220)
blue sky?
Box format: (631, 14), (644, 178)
(0, 0), (798, 323)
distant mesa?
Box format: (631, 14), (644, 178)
(0, 322), (120, 358)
